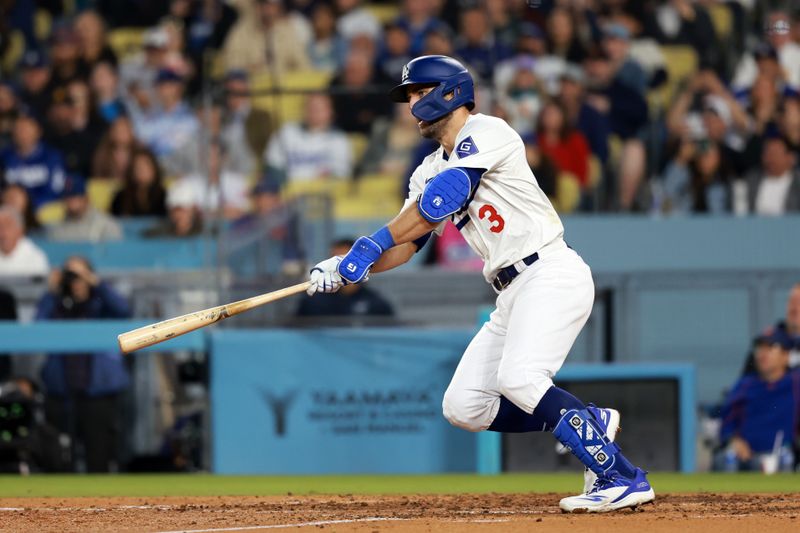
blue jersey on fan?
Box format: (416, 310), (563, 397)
(719, 368), (800, 453)
(0, 141), (66, 208)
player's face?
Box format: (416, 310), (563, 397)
(406, 85), (449, 139)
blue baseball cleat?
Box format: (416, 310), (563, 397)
(583, 406), (621, 493)
(560, 467), (655, 513)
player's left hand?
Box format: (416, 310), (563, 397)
(338, 236), (384, 284)
(307, 256), (344, 296)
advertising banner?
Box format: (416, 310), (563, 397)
(210, 329), (476, 474)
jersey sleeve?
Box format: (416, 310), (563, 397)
(444, 116), (521, 174)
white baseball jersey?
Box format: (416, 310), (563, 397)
(404, 113), (564, 283)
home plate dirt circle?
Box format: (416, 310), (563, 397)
(1, 493), (798, 532)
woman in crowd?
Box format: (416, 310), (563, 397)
(110, 147), (167, 217)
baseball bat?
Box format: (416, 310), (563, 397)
(117, 281), (311, 354)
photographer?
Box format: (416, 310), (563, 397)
(35, 256), (131, 473)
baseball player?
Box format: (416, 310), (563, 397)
(306, 55), (655, 512)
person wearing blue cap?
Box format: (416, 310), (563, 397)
(18, 49), (54, 121)
(0, 108), (67, 209)
(130, 68), (199, 160)
(45, 174), (122, 242)
(716, 327), (800, 472)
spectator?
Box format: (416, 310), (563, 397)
(742, 284), (800, 373)
(17, 49), (54, 121)
(497, 58), (545, 137)
(583, 48), (648, 210)
(130, 69), (199, 161)
(661, 138), (733, 214)
(536, 101), (590, 188)
(92, 116), (142, 181)
(46, 175), (122, 242)
(667, 71), (751, 172)
(37, 256), (131, 473)
(336, 0), (381, 43)
(90, 61), (126, 124)
(45, 80), (107, 177)
(222, 0), (312, 74)
(732, 11), (800, 92)
(524, 135), (558, 203)
(0, 206), (49, 277)
(358, 103), (422, 178)
(329, 49), (393, 134)
(144, 185), (203, 237)
(716, 328), (799, 472)
(2, 184), (42, 233)
(454, 6), (512, 82)
(119, 26), (170, 114)
(642, 0), (717, 69)
(493, 23), (565, 101)
(395, 0), (444, 56)
(557, 66), (611, 164)
(546, 7), (587, 64)
(266, 92), (352, 181)
(742, 135), (800, 216)
(0, 108), (66, 209)
(423, 23), (455, 57)
(171, 139), (250, 219)
(602, 23), (647, 96)
(296, 238), (394, 318)
(486, 0), (520, 50)
(233, 177), (305, 274)
(169, 0), (238, 96)
(74, 9), (118, 74)
(110, 147), (168, 217)
(0, 83), (15, 150)
(378, 22), (413, 81)
(219, 70), (273, 176)
(308, 2), (347, 72)
(779, 92), (800, 154)
(49, 23), (84, 88)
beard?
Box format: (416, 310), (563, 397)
(417, 112), (452, 141)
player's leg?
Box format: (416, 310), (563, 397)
(441, 317), (505, 432)
(491, 248), (653, 512)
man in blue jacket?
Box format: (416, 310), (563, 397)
(36, 256), (131, 472)
(717, 328), (800, 472)
(0, 108), (66, 209)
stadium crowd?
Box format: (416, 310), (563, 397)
(0, 0), (798, 258)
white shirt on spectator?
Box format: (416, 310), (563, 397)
(755, 171), (793, 216)
(170, 172), (250, 213)
(265, 123), (352, 182)
(130, 102), (200, 159)
(337, 7), (381, 41)
(732, 43), (800, 91)
(0, 237), (49, 277)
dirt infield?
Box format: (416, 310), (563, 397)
(1, 493), (798, 532)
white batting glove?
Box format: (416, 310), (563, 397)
(307, 256), (344, 296)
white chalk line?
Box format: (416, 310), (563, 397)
(154, 517), (407, 533)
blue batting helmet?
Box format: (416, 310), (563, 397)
(389, 55), (475, 122)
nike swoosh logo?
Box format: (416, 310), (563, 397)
(578, 496), (604, 502)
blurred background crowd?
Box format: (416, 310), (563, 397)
(0, 0), (798, 476)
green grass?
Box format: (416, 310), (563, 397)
(0, 473), (797, 498)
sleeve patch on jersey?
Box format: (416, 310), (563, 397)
(456, 136), (479, 159)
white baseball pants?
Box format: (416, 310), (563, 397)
(442, 241), (595, 432)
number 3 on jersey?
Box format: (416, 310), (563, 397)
(478, 204), (505, 233)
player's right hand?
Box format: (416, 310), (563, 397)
(307, 256), (344, 296)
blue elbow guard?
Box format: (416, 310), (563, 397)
(417, 168), (474, 223)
